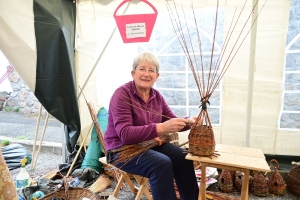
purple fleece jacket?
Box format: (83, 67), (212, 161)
(104, 81), (189, 150)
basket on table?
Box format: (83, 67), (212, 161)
(188, 108), (216, 157)
(40, 187), (100, 200)
(268, 159), (286, 196)
(218, 170), (233, 193)
(287, 161), (300, 197)
(251, 171), (269, 197)
(188, 124), (216, 156)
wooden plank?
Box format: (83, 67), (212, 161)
(186, 152), (270, 172)
(216, 144), (265, 158)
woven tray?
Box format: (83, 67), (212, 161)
(40, 187), (100, 200)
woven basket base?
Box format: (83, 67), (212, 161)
(206, 191), (239, 200)
(40, 187), (100, 200)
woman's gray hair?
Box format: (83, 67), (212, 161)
(132, 52), (160, 73)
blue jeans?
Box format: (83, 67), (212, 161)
(108, 143), (199, 200)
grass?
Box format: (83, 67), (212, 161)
(13, 135), (30, 140)
(0, 139), (10, 146)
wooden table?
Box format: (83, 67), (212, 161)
(186, 144), (271, 200)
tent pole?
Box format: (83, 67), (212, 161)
(31, 113), (50, 169)
(245, 0), (258, 147)
(77, 2), (131, 99)
(31, 104), (42, 170)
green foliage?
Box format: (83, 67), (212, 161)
(0, 140), (10, 146)
(14, 135), (30, 140)
(13, 106), (19, 112)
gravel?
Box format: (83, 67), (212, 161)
(1, 110), (299, 199)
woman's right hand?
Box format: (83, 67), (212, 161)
(156, 118), (188, 134)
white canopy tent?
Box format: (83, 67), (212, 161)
(76, 0), (299, 156)
(0, 0), (299, 156)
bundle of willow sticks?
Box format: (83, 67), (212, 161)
(110, 133), (177, 168)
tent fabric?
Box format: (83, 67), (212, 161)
(76, 0), (299, 156)
(0, 0), (81, 152)
(0, 0), (299, 156)
(33, 0), (80, 152)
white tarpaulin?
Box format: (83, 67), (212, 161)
(0, 0), (299, 155)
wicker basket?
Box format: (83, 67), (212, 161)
(234, 171), (244, 192)
(252, 171), (269, 197)
(218, 170), (233, 193)
(206, 191), (239, 200)
(188, 124), (215, 156)
(268, 159), (286, 196)
(40, 187), (100, 200)
(188, 108), (216, 157)
(287, 162), (300, 197)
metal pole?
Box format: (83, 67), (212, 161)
(245, 0), (258, 147)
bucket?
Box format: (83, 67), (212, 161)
(114, 0), (158, 43)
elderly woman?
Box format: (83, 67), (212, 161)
(104, 52), (199, 200)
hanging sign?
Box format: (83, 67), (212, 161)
(114, 0), (158, 43)
(126, 23), (146, 39)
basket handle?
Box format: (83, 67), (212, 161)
(270, 159), (279, 170)
(114, 0), (158, 17)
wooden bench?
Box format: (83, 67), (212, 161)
(186, 144), (271, 200)
(99, 157), (153, 200)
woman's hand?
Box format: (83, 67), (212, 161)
(156, 118), (188, 134)
(154, 137), (163, 146)
(186, 117), (196, 127)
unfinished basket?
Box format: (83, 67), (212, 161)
(268, 159), (286, 196)
(40, 187), (100, 200)
(234, 171), (244, 192)
(218, 170), (233, 193)
(287, 161), (300, 197)
(188, 124), (215, 156)
(188, 107), (216, 157)
(252, 171), (269, 197)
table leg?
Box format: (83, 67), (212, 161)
(240, 169), (250, 200)
(199, 164), (207, 200)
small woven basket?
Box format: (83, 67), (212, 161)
(234, 171), (244, 192)
(188, 109), (215, 157)
(40, 187), (100, 200)
(252, 171), (269, 197)
(287, 161), (300, 197)
(188, 125), (215, 156)
(268, 159), (286, 196)
(218, 170), (233, 193)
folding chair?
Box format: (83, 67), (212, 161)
(99, 132), (181, 200)
(99, 157), (152, 200)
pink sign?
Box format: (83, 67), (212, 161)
(114, 0), (158, 43)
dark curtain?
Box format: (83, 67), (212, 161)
(33, 0), (80, 152)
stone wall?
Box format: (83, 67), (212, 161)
(0, 66), (47, 116)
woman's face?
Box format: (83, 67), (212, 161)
(131, 60), (159, 90)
